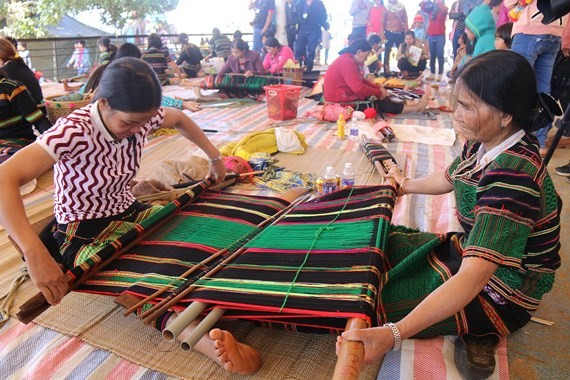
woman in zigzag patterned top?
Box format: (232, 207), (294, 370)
(0, 58), (265, 374)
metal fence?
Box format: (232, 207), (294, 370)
(17, 33), (251, 82)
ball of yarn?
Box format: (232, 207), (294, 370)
(223, 156), (254, 182)
(363, 108), (378, 119)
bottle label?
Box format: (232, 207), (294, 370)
(341, 178), (355, 187)
(323, 179), (337, 194)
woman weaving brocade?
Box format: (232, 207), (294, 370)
(338, 50), (561, 375)
(0, 58), (266, 375)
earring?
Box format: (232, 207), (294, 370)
(499, 124), (506, 129)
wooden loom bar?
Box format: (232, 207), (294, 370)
(332, 134), (398, 380)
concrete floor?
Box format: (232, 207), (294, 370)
(508, 140), (570, 379)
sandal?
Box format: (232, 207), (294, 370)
(454, 334), (500, 378)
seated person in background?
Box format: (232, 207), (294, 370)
(338, 51), (561, 376)
(64, 43), (200, 113)
(396, 31), (429, 77)
(0, 69), (52, 164)
(449, 33), (472, 79)
(218, 39), (264, 77)
(177, 33), (203, 78)
(0, 37), (45, 106)
(209, 28), (232, 61)
(142, 33), (185, 85)
(494, 22), (513, 50)
(366, 34), (383, 76)
(323, 39), (428, 115)
(97, 37), (117, 66)
(263, 37), (295, 74)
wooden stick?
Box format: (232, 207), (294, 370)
(16, 179), (217, 324)
(140, 191), (312, 325)
(332, 318), (369, 380)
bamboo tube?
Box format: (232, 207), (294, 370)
(180, 307), (226, 351)
(162, 301), (208, 342)
(332, 318), (369, 380)
(141, 191), (312, 325)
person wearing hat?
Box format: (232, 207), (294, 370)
(411, 13), (428, 42)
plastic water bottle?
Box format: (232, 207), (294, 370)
(323, 166), (338, 194)
(337, 114), (346, 141)
(341, 163), (355, 187)
(348, 120), (359, 141)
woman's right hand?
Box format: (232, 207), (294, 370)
(25, 247), (68, 305)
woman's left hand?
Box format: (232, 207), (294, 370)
(336, 326), (395, 365)
(208, 160), (227, 183)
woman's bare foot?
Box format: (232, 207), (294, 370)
(169, 314), (262, 374)
(209, 328), (262, 374)
(402, 97), (429, 113)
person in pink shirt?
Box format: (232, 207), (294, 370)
(366, 0), (386, 39)
(262, 37), (295, 74)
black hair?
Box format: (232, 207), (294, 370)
(19, 41), (27, 49)
(212, 28), (221, 38)
(261, 30), (275, 39)
(78, 40), (86, 47)
(264, 37), (281, 48)
(456, 50), (538, 132)
(0, 68), (7, 79)
(231, 38), (249, 52)
(116, 43), (142, 59)
(94, 57), (162, 113)
(339, 39), (372, 55)
(5, 36), (17, 48)
(233, 30), (243, 40)
(368, 34), (382, 45)
(405, 30), (416, 39)
(459, 33), (474, 55)
(179, 33), (189, 45)
(495, 22), (513, 49)
(489, 0), (502, 6)
(147, 33), (163, 49)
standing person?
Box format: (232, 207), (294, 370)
(294, 0), (328, 72)
(411, 13), (428, 42)
(249, 0), (276, 54)
(462, 0), (483, 16)
(367, 0), (386, 40)
(0, 69), (52, 164)
(350, 0), (373, 38)
(209, 28), (232, 61)
(465, 4), (496, 57)
(383, 0), (408, 73)
(507, 0), (569, 156)
(142, 33), (184, 85)
(285, 0), (299, 50)
(177, 33), (203, 78)
(67, 40), (91, 76)
(336, 51), (561, 377)
(97, 37), (117, 66)
(263, 37), (295, 74)
(449, 0), (466, 59)
(0, 38), (44, 105)
(219, 39), (264, 76)
(321, 26), (332, 65)
(17, 42), (32, 69)
(420, 0), (449, 81)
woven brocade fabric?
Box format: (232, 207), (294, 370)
(183, 186), (396, 333)
(79, 191), (290, 299)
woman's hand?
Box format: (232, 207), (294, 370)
(208, 160), (227, 184)
(336, 326), (395, 365)
(384, 162), (409, 196)
(244, 70), (254, 78)
(25, 248), (68, 305)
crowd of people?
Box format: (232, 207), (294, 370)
(0, 0), (569, 377)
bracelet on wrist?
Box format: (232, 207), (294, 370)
(384, 322), (402, 350)
(398, 177), (410, 195)
(208, 154), (223, 164)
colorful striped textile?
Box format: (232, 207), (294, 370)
(377, 336), (509, 380)
(202, 74), (282, 98)
(184, 185), (396, 332)
(0, 319), (175, 380)
(79, 191), (291, 300)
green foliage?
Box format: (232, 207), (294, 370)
(0, 0), (179, 38)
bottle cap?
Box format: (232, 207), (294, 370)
(344, 162), (353, 169)
(325, 166), (335, 174)
(338, 113), (345, 121)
